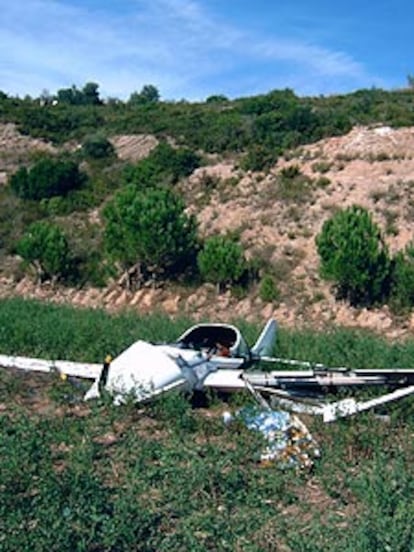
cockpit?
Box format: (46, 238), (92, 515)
(176, 323), (250, 358)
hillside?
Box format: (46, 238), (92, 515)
(1, 119), (414, 338)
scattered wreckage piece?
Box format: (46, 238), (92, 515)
(223, 407), (320, 469)
(3, 319), (414, 423)
(0, 353), (101, 379)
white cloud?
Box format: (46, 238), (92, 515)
(0, 0), (378, 100)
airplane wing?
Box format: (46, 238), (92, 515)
(202, 369), (246, 391)
(0, 354), (101, 379)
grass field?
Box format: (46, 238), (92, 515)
(1, 297), (414, 551)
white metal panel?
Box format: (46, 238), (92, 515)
(104, 340), (188, 401)
(0, 354), (101, 379)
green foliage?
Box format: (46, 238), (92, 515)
(123, 142), (201, 189)
(0, 185), (44, 257)
(5, 84), (414, 296)
(122, 159), (160, 190)
(56, 82), (102, 106)
(0, 298), (193, 360)
(82, 133), (115, 159)
(128, 84), (160, 105)
(389, 243), (414, 313)
(3, 302), (414, 550)
(311, 161), (332, 174)
(197, 235), (247, 291)
(10, 157), (86, 200)
(259, 274), (280, 303)
(276, 164), (314, 203)
(151, 142), (201, 181)
(279, 164), (301, 179)
(103, 186), (198, 280)
(14, 104), (104, 144)
(16, 221), (71, 282)
(316, 205), (391, 306)
(3, 83), (414, 156)
(81, 82), (102, 105)
(240, 145), (279, 172)
(205, 94), (229, 103)
(73, 250), (113, 288)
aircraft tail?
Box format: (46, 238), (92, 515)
(251, 319), (277, 358)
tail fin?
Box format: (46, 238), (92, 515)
(251, 319), (277, 358)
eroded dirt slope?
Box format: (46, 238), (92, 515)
(0, 123), (56, 184)
(2, 124), (414, 337)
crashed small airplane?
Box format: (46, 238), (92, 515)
(2, 318), (414, 422)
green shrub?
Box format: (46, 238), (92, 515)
(123, 142), (201, 189)
(197, 235), (247, 292)
(259, 274), (280, 303)
(205, 94), (229, 103)
(103, 186), (198, 284)
(151, 142), (201, 182)
(82, 133), (115, 159)
(279, 164), (302, 179)
(276, 164), (314, 203)
(16, 221), (72, 283)
(316, 205), (391, 306)
(311, 161), (332, 174)
(239, 145), (279, 172)
(128, 84), (160, 105)
(9, 157), (86, 200)
(390, 243), (414, 313)
(314, 176), (331, 188)
(69, 249), (113, 288)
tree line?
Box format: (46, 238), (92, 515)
(2, 83), (414, 169)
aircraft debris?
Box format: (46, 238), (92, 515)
(3, 319), (414, 424)
(223, 407), (320, 469)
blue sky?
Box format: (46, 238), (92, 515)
(0, 0), (411, 101)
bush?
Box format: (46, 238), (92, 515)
(276, 164), (314, 203)
(197, 235), (247, 292)
(239, 145), (279, 172)
(128, 84), (160, 105)
(316, 205), (391, 306)
(82, 133), (115, 159)
(259, 274), (280, 303)
(16, 221), (72, 283)
(123, 142), (201, 189)
(103, 186), (198, 284)
(279, 164), (302, 179)
(10, 157), (86, 200)
(389, 244), (414, 313)
(151, 142), (201, 182)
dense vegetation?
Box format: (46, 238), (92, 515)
(197, 235), (247, 292)
(16, 221), (71, 283)
(316, 206), (391, 306)
(2, 83), (414, 157)
(2, 82), (414, 306)
(2, 298), (414, 551)
(9, 157), (86, 200)
(316, 206), (414, 312)
(103, 186), (199, 284)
